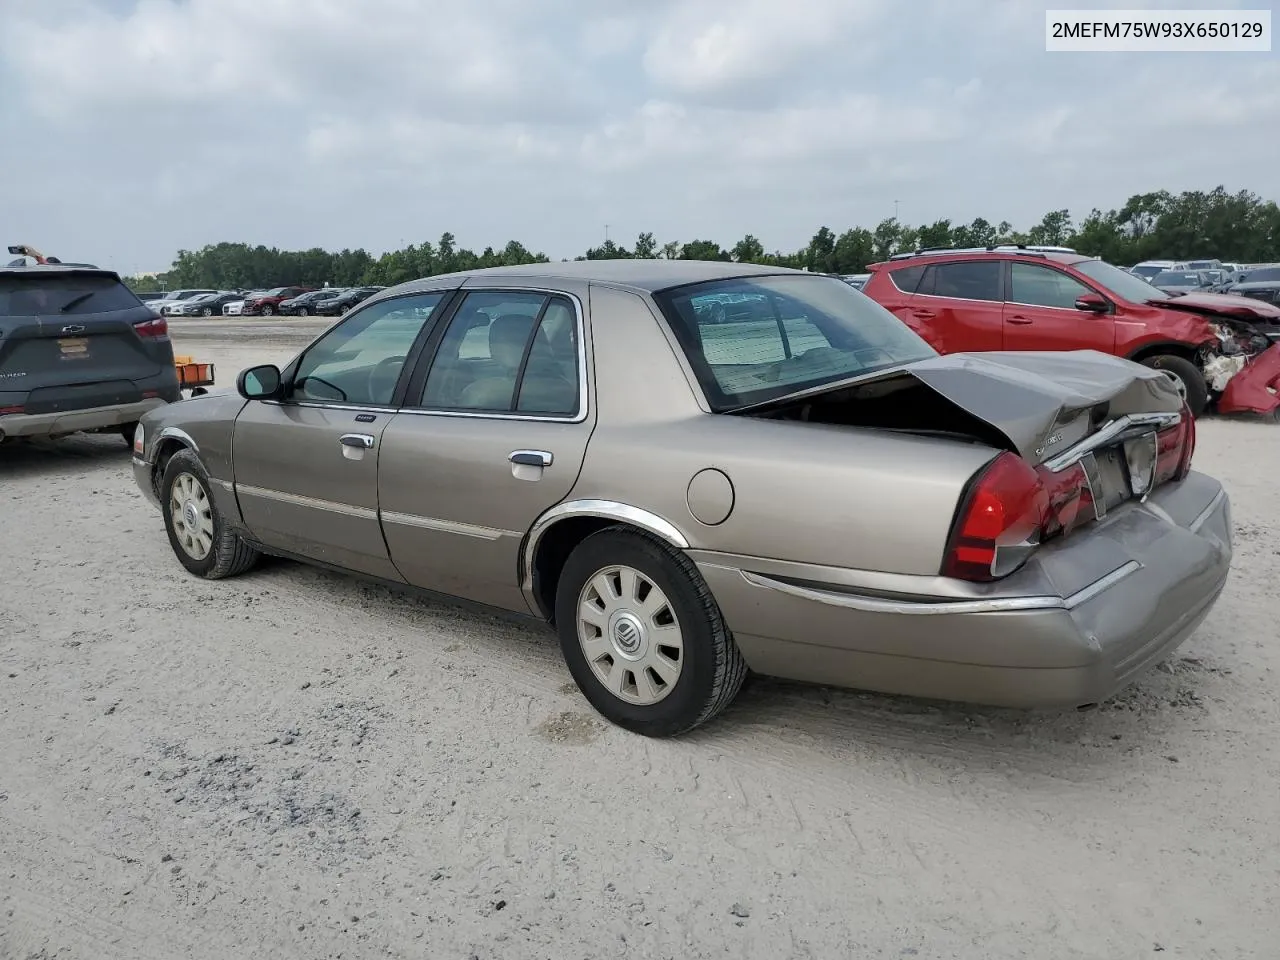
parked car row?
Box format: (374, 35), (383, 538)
(133, 284), (387, 319)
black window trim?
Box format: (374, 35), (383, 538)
(914, 258), (1006, 305)
(400, 286), (589, 424)
(1005, 260), (1104, 313)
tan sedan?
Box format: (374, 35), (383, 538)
(131, 261), (1231, 736)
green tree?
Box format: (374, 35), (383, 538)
(633, 232), (658, 258)
(679, 239), (730, 261)
(731, 234), (766, 263)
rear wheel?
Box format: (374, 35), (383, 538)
(160, 449), (261, 579)
(1141, 354), (1208, 416)
(554, 528), (748, 737)
(119, 421), (138, 446)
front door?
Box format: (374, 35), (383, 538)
(377, 287), (594, 612)
(232, 290), (450, 579)
(1003, 262), (1116, 353)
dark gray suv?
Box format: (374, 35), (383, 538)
(0, 264), (182, 445)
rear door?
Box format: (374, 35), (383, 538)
(0, 270), (175, 414)
(909, 259), (1005, 352)
(1003, 262), (1116, 353)
(377, 283), (594, 613)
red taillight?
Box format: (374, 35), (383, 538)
(0, 405), (24, 415)
(943, 452), (1048, 582)
(133, 316), (168, 339)
(1155, 404), (1195, 485)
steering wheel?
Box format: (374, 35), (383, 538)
(367, 355), (407, 402)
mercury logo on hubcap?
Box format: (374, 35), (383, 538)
(183, 501), (198, 529)
(608, 611), (646, 660)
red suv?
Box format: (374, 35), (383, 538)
(242, 286), (313, 317)
(863, 246), (1280, 416)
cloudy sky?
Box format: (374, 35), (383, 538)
(1, 0), (1276, 275)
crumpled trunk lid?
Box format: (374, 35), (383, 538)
(889, 350), (1183, 464)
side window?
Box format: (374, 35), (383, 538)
(419, 291), (580, 416)
(925, 261), (1002, 302)
(1009, 263), (1093, 309)
(888, 264), (926, 294)
(290, 292), (444, 406)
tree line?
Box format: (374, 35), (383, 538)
(124, 186), (1280, 292)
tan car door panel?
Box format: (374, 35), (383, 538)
(378, 415), (592, 611)
(233, 403), (403, 581)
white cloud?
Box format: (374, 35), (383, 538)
(642, 0), (887, 96)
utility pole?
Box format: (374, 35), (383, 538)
(604, 224), (610, 245)
(894, 200), (900, 221)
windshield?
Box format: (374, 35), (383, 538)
(1152, 272), (1202, 287)
(1129, 264), (1167, 279)
(653, 274), (936, 411)
(1075, 259), (1171, 302)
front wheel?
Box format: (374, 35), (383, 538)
(1141, 354), (1208, 416)
(297, 307), (308, 317)
(554, 528), (747, 737)
(160, 449), (261, 579)
(260, 304), (274, 317)
(201, 307), (213, 316)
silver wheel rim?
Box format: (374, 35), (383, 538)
(577, 565), (684, 706)
(169, 472), (215, 560)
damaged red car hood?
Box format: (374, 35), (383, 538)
(1153, 292), (1280, 322)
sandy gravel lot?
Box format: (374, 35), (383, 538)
(2, 317), (1278, 959)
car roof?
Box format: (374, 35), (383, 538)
(0, 263), (118, 278)
(871, 249), (1091, 270)
(391, 259), (806, 296)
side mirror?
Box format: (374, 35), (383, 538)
(237, 364), (282, 400)
(1074, 293), (1109, 313)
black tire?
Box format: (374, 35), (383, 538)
(119, 421), (139, 446)
(159, 449), (261, 579)
(261, 304), (274, 317)
(1141, 354), (1208, 416)
(201, 307), (213, 316)
(297, 307), (308, 317)
(554, 527), (748, 737)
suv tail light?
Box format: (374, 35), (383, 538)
(133, 316), (168, 339)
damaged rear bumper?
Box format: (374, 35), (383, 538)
(1217, 342), (1280, 416)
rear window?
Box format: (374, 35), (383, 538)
(653, 274), (935, 411)
(1247, 268), (1280, 283)
(0, 274), (142, 316)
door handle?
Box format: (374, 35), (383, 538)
(339, 433), (375, 449)
(509, 450), (553, 467)
(910, 309), (936, 319)
(1007, 316), (1034, 325)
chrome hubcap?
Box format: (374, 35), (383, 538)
(169, 472), (214, 560)
(577, 565), (683, 705)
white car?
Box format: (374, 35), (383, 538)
(148, 289), (217, 315)
(1129, 260), (1176, 281)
